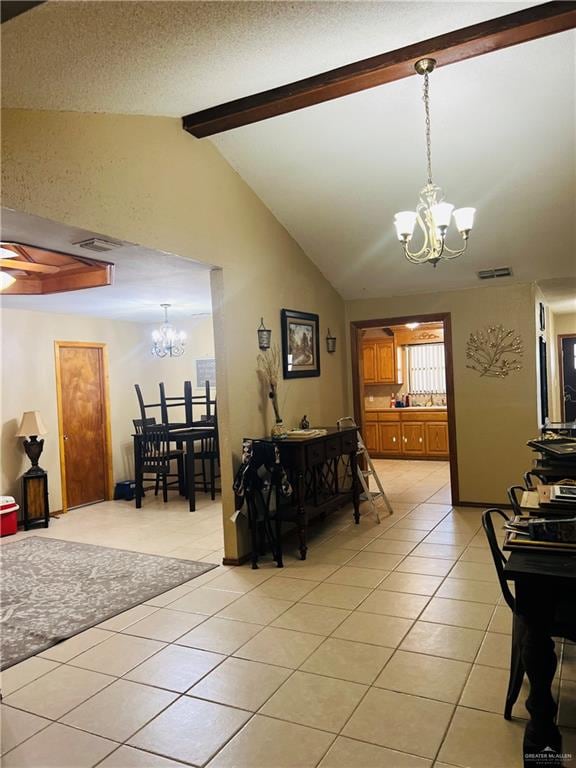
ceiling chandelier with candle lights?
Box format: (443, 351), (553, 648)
(394, 59), (476, 267)
(151, 304), (186, 358)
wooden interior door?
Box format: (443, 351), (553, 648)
(55, 342), (112, 510)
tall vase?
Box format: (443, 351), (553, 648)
(269, 386), (287, 438)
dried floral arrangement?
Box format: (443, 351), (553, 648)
(257, 344), (282, 423)
(466, 325), (524, 378)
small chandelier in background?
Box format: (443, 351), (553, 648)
(151, 304), (186, 358)
(394, 58), (476, 267)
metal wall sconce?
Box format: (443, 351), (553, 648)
(326, 329), (337, 353)
(257, 317), (272, 350)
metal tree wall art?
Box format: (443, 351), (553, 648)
(466, 325), (524, 378)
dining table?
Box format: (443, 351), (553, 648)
(133, 424), (216, 511)
(504, 548), (576, 766)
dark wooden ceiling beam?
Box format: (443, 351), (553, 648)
(182, 2), (576, 138)
(1, 1), (46, 24)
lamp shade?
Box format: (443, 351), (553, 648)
(453, 207), (476, 233)
(394, 211), (417, 240)
(16, 411), (48, 437)
(430, 202), (454, 229)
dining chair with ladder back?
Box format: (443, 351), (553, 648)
(158, 380), (214, 427)
(134, 383), (163, 423)
(194, 408), (220, 501)
(158, 379), (220, 500)
(482, 508), (576, 721)
(133, 419), (185, 500)
(159, 381), (189, 427)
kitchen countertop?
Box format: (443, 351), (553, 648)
(365, 406), (447, 412)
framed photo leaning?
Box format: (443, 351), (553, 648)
(281, 309), (320, 379)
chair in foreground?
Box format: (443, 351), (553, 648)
(523, 470), (546, 490)
(507, 485), (526, 516)
(482, 508), (575, 722)
(507, 470), (548, 515)
(482, 508), (525, 719)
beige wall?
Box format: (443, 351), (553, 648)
(554, 314), (576, 337)
(345, 283), (538, 505)
(1, 308), (215, 510)
(1, 109), (348, 559)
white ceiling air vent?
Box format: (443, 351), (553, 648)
(477, 267), (513, 280)
(74, 238), (123, 253)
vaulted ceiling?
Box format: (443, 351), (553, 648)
(2, 1), (575, 302)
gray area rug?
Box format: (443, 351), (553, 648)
(0, 537), (217, 670)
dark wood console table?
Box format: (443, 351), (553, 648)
(245, 426), (360, 566)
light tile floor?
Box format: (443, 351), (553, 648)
(2, 459), (575, 767)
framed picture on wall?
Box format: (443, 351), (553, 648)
(281, 309), (320, 379)
(196, 358), (216, 388)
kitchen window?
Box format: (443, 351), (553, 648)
(407, 343), (446, 394)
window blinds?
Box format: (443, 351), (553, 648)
(407, 343), (446, 394)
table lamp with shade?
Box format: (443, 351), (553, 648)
(16, 411), (48, 475)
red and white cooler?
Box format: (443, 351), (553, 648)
(0, 496), (19, 537)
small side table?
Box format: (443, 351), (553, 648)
(21, 471), (49, 530)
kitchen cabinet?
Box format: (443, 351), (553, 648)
(361, 409), (448, 459)
(361, 339), (397, 384)
(362, 344), (377, 384)
(376, 340), (396, 384)
(363, 421), (379, 453)
(402, 423), (425, 454)
(379, 423), (402, 455)
(425, 422), (449, 456)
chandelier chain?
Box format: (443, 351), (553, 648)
(393, 57), (475, 266)
(423, 71), (433, 185)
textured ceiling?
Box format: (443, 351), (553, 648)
(2, 1), (539, 116)
(2, 1), (574, 302)
(0, 209), (213, 322)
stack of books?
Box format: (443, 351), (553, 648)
(503, 514), (576, 553)
(284, 429), (328, 439)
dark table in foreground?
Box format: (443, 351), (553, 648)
(504, 549), (576, 765)
(133, 426), (215, 512)
(246, 426), (360, 563)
